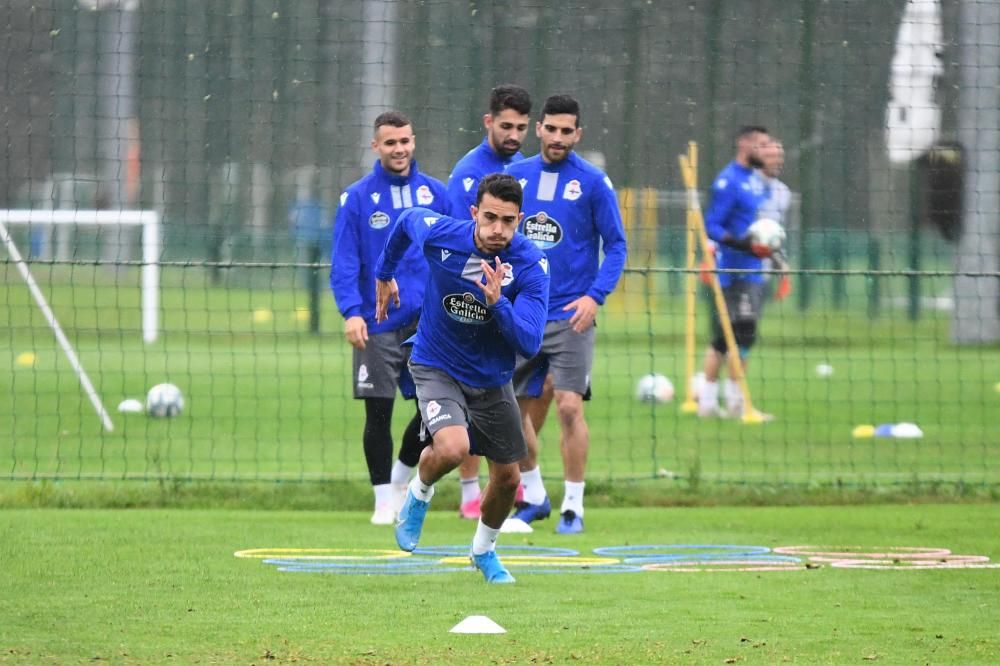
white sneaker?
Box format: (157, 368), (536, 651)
(697, 403), (722, 419)
(722, 402), (743, 419)
(370, 504), (395, 525)
(391, 483), (408, 517)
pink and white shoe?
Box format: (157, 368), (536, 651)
(459, 496), (481, 520)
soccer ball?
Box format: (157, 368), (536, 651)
(146, 383), (184, 418)
(635, 374), (675, 404)
(748, 217), (786, 251)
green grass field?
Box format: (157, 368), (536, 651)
(3, 504), (998, 664)
(3, 265), (1000, 488)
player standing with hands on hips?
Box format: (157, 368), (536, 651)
(375, 174), (549, 583)
(505, 94), (628, 535)
(330, 111), (448, 525)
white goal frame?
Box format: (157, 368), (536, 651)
(0, 209), (160, 344)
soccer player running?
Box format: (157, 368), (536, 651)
(505, 94), (628, 534)
(696, 125), (775, 420)
(375, 173), (549, 583)
(330, 111), (448, 525)
(445, 84), (533, 520)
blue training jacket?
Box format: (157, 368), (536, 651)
(446, 138), (524, 218)
(330, 160), (448, 333)
(375, 208), (550, 389)
(704, 160), (769, 287)
(506, 152), (627, 320)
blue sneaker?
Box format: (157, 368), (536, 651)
(395, 489), (430, 552)
(511, 496), (551, 524)
(555, 510), (583, 534)
(471, 550), (516, 584)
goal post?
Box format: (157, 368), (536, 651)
(0, 209), (161, 344)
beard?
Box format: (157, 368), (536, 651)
(748, 154), (764, 169)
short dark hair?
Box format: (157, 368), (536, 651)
(475, 173), (523, 209)
(540, 94), (580, 126)
(737, 125), (769, 140)
(489, 84), (532, 116)
(374, 111), (411, 132)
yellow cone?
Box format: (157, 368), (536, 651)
(852, 424), (875, 439)
(252, 308), (273, 324)
(15, 352), (36, 367)
(294, 307), (310, 322)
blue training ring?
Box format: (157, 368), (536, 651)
(413, 545), (579, 558)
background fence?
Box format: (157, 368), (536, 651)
(1, 0), (998, 487)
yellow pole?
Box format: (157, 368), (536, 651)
(678, 153), (762, 423)
(681, 142), (699, 413)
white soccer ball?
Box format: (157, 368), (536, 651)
(635, 373), (675, 404)
(748, 217), (786, 251)
(146, 383), (184, 418)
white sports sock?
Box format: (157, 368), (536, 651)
(520, 467), (547, 505)
(373, 483), (392, 508)
(725, 379), (743, 411)
(471, 519), (501, 555)
(700, 380), (720, 409)
(560, 480), (585, 516)
(390, 460), (414, 486)
(460, 476), (481, 504)
(409, 475), (435, 503)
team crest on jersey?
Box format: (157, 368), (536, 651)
(442, 292), (492, 324)
(370, 192), (381, 204)
(426, 400), (441, 419)
(369, 212), (390, 229)
(416, 185), (434, 205)
(463, 177), (475, 192)
(522, 211), (563, 250)
(563, 179), (582, 201)
(500, 262), (514, 287)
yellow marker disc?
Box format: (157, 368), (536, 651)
(852, 425), (875, 439)
(15, 352), (36, 367)
(252, 309), (273, 323)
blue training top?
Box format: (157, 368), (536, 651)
(703, 160), (769, 287)
(375, 208), (550, 388)
(330, 160), (448, 333)
(506, 152), (627, 320)
(446, 138), (524, 218)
